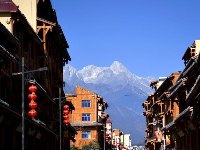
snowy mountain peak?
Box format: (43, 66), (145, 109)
(63, 64), (77, 77)
(110, 61), (131, 75)
(111, 61), (122, 66)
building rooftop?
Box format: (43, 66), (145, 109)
(0, 0), (18, 12)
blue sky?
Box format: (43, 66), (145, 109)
(51, 0), (200, 78)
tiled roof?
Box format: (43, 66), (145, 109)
(106, 119), (113, 123)
(0, 1), (18, 12)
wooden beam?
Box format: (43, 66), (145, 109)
(37, 17), (56, 26)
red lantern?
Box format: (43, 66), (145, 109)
(63, 120), (70, 124)
(28, 109), (37, 117)
(63, 105), (69, 110)
(28, 85), (38, 118)
(106, 133), (109, 142)
(28, 94), (37, 100)
(63, 110), (69, 115)
(63, 115), (69, 120)
(28, 85), (37, 92)
(29, 101), (38, 109)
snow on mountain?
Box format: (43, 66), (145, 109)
(64, 61), (155, 94)
(110, 61), (132, 76)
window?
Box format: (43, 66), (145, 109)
(82, 114), (90, 121)
(82, 100), (91, 108)
(82, 131), (91, 139)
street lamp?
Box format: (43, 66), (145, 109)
(12, 57), (48, 150)
(53, 89), (72, 150)
(53, 88), (64, 150)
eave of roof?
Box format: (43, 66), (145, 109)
(174, 106), (193, 122)
(177, 55), (198, 81)
(0, 1), (18, 12)
(15, 10), (43, 43)
(162, 106), (193, 131)
(29, 80), (55, 104)
(185, 74), (200, 103)
(167, 78), (187, 99)
(0, 22), (19, 46)
(182, 46), (191, 60)
(0, 45), (16, 62)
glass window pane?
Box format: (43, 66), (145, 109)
(82, 100), (91, 108)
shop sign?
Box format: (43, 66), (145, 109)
(166, 135), (170, 145)
(153, 125), (157, 139)
(155, 131), (162, 142)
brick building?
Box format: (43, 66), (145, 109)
(66, 86), (109, 150)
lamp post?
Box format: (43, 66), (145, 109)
(12, 57), (48, 150)
(101, 127), (106, 150)
(59, 88), (62, 150)
(53, 89), (69, 150)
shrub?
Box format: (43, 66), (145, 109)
(70, 145), (78, 150)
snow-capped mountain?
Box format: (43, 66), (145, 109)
(64, 61), (155, 95)
(63, 61), (156, 144)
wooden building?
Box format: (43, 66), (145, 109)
(66, 86), (109, 150)
(143, 40), (200, 150)
(161, 40), (200, 150)
(143, 73), (180, 149)
(0, 0), (76, 150)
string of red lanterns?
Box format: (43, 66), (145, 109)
(106, 133), (109, 142)
(63, 105), (70, 125)
(28, 85), (38, 118)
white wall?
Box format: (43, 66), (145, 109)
(13, 0), (37, 31)
(0, 13), (12, 32)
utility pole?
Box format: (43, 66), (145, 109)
(22, 57), (25, 150)
(59, 88), (62, 150)
(12, 57), (48, 150)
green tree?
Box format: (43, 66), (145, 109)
(82, 140), (100, 150)
(88, 140), (100, 149)
(70, 145), (78, 150)
(82, 144), (90, 150)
